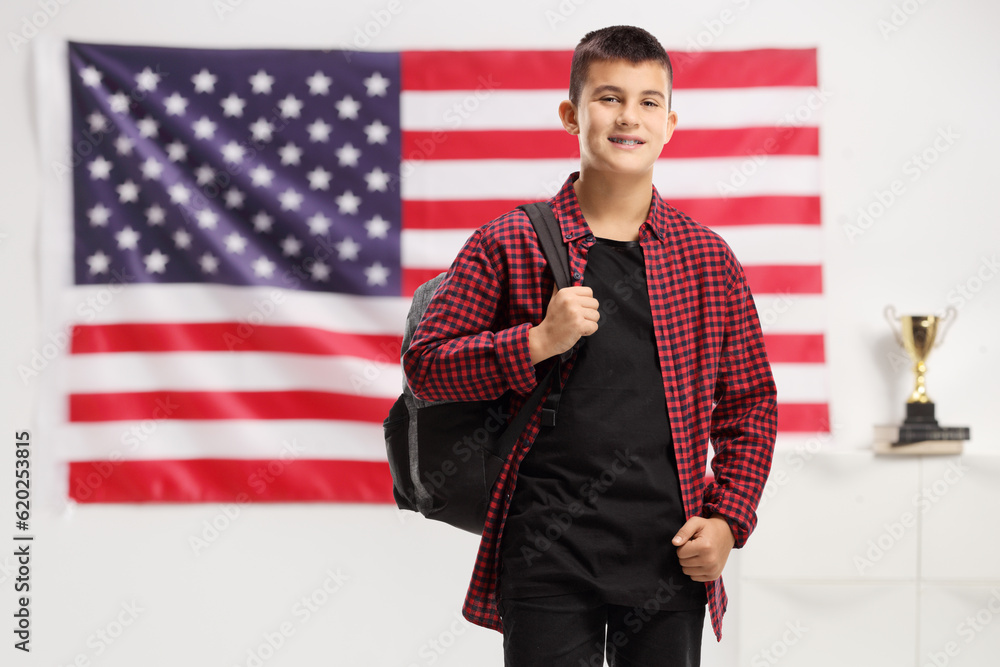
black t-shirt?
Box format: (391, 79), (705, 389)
(498, 237), (706, 610)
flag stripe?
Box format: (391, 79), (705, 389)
(400, 49), (817, 91)
(69, 390), (395, 423)
(399, 126), (819, 161)
(72, 323), (402, 359)
(762, 334), (825, 363)
(401, 196), (821, 230)
(66, 353), (401, 395)
(776, 403), (830, 432)
(401, 157), (821, 200)
(68, 459), (394, 503)
(402, 88), (822, 131)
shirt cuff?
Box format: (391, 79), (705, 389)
(494, 322), (537, 396)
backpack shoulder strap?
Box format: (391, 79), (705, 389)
(519, 202), (571, 290)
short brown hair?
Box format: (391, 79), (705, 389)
(568, 25), (673, 108)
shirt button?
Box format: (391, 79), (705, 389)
(564, 233), (572, 239)
(572, 271), (582, 280)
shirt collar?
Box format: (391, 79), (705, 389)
(548, 171), (668, 242)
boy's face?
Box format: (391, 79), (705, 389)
(560, 58), (677, 178)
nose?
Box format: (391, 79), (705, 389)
(617, 100), (640, 127)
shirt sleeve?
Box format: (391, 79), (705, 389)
(402, 227), (539, 403)
(701, 256), (778, 549)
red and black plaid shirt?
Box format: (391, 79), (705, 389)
(403, 172), (777, 641)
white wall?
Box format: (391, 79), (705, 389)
(2, 0), (998, 665)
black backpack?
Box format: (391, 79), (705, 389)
(383, 202), (572, 534)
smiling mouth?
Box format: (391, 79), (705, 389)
(610, 138), (644, 146)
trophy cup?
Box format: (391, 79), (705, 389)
(883, 306), (970, 447)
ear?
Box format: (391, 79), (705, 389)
(663, 109), (679, 144)
(558, 99), (580, 135)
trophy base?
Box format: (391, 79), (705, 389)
(895, 402), (970, 445)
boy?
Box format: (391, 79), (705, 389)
(403, 25), (777, 666)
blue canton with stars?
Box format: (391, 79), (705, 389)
(69, 42), (401, 296)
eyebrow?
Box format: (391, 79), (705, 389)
(591, 84), (666, 100)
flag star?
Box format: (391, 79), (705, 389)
(278, 94), (303, 119)
(363, 71), (390, 97)
(306, 167), (332, 190)
(143, 249), (169, 274)
(191, 69), (217, 93)
(116, 180), (140, 203)
(278, 143), (302, 166)
(336, 190), (361, 215)
(224, 232), (248, 254)
(86, 251), (110, 275)
(306, 119), (332, 143)
(87, 112), (109, 133)
(87, 204), (111, 226)
(193, 116), (217, 139)
(145, 204), (166, 225)
(221, 141), (246, 163)
(164, 92), (189, 116)
(140, 157), (164, 180)
(168, 183), (191, 205)
(364, 119), (390, 145)
(199, 253), (219, 273)
(365, 215), (391, 239)
(196, 209), (219, 229)
(306, 71), (332, 95)
(335, 95), (361, 120)
(252, 212), (274, 233)
(250, 164), (275, 187)
(307, 212), (331, 235)
(364, 167), (391, 192)
(174, 229), (192, 249)
(278, 188), (303, 211)
(137, 117), (159, 138)
(252, 256), (276, 278)
(88, 156), (112, 180)
(80, 65), (103, 87)
(115, 226), (141, 250)
(166, 141), (188, 162)
(224, 188), (245, 209)
(364, 261), (390, 286)
(310, 261), (330, 282)
(220, 94), (246, 118)
(337, 236), (360, 261)
(249, 70), (275, 94)
(249, 118), (275, 142)
(280, 236), (302, 257)
(336, 143), (361, 167)
(195, 165), (216, 186)
(136, 67), (161, 91)
(114, 136), (134, 155)
(108, 92), (130, 114)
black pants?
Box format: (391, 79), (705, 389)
(498, 590), (705, 667)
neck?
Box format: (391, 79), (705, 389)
(572, 168), (654, 242)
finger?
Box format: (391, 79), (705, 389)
(672, 517), (704, 547)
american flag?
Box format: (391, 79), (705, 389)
(46, 42), (826, 503)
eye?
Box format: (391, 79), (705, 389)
(643, 100), (659, 107)
(601, 96), (620, 103)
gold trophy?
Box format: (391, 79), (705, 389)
(883, 306), (969, 447)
